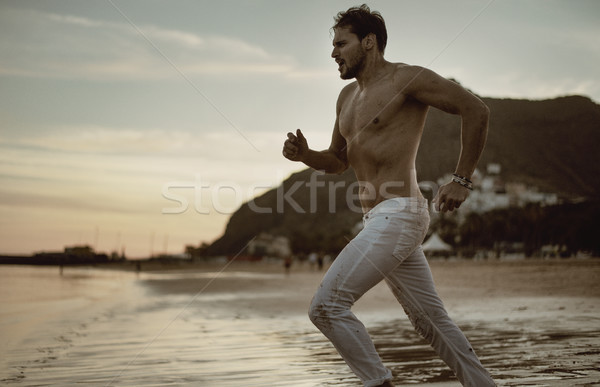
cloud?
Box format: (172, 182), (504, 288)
(0, 123), (305, 256)
(15, 126), (195, 154)
(0, 124), (305, 187)
(0, 8), (321, 81)
(0, 188), (141, 214)
(474, 70), (600, 101)
(45, 12), (106, 28)
(4, 125), (255, 161)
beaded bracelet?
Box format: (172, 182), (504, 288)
(451, 174), (474, 190)
(452, 173), (472, 184)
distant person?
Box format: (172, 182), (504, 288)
(284, 256), (293, 275)
(317, 252), (324, 271)
(282, 5), (494, 387)
(308, 252), (318, 270)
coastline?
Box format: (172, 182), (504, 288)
(1, 258), (598, 386)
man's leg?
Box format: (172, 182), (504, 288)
(308, 210), (425, 386)
(385, 246), (496, 386)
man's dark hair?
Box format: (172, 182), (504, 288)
(333, 4), (387, 53)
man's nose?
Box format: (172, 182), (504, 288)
(331, 48), (338, 58)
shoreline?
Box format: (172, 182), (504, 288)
(1, 258), (599, 386)
(133, 257), (600, 317)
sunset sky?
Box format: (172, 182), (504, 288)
(1, 0), (598, 258)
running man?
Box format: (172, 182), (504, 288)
(282, 4), (495, 387)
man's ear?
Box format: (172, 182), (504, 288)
(362, 33), (376, 50)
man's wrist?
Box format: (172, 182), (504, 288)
(451, 174), (473, 190)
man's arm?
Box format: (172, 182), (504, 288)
(282, 93), (349, 174)
(403, 66), (490, 211)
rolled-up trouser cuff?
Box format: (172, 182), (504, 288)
(363, 369), (393, 387)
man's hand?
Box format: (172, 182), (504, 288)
(282, 129), (309, 162)
(433, 181), (470, 212)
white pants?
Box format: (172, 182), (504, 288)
(308, 197), (495, 387)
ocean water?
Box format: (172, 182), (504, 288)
(0, 265), (360, 386)
(1, 264), (598, 386)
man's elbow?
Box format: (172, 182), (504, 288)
(336, 160), (350, 174)
(466, 100), (489, 129)
(328, 159), (349, 175)
(475, 102), (489, 147)
(323, 149), (349, 174)
(480, 102), (490, 124)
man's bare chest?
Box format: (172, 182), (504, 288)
(339, 87), (407, 139)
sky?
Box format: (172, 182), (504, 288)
(1, 0), (599, 258)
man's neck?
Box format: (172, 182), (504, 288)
(356, 56), (390, 89)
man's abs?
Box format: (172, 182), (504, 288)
(354, 164), (423, 212)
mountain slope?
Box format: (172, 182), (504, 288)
(207, 95), (600, 256)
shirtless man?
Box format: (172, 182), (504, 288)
(282, 5), (495, 387)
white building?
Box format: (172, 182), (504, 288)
(247, 233), (292, 258)
(433, 164), (560, 220)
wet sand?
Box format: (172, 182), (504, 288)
(1, 258), (599, 386)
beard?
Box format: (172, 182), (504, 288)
(339, 48), (367, 80)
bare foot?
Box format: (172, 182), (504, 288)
(376, 381), (394, 387)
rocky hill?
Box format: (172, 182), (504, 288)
(416, 95), (600, 196)
(207, 95), (600, 256)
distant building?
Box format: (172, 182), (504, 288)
(32, 245), (109, 265)
(422, 233), (453, 257)
(247, 233), (291, 258)
(487, 163), (501, 175)
(64, 245), (95, 258)
(434, 163), (560, 221)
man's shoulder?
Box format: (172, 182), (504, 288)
(337, 81), (358, 104)
(339, 81), (358, 95)
(388, 63), (441, 97)
(390, 62), (429, 80)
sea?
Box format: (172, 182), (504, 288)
(1, 264), (598, 386)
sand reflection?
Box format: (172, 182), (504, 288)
(1, 259), (599, 386)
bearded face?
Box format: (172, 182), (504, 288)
(338, 45), (367, 80)
(332, 27), (368, 80)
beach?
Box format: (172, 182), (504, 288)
(1, 258), (599, 386)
